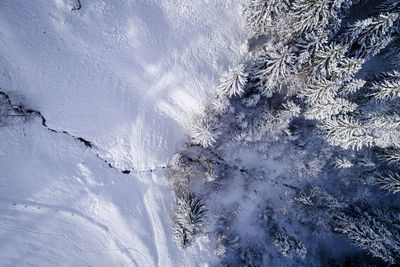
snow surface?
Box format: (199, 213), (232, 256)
(0, 0), (246, 265)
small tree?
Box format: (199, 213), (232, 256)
(173, 193), (207, 249)
(217, 64), (248, 98)
(190, 115), (221, 148)
(273, 231), (307, 259)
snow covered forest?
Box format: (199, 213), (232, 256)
(1, 0), (400, 266)
(169, 0), (400, 266)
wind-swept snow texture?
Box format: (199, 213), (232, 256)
(0, 0), (245, 266)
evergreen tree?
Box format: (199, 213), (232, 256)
(332, 208), (400, 264)
(243, 0), (290, 37)
(289, 0), (344, 36)
(368, 114), (400, 148)
(296, 30), (329, 61)
(190, 115), (221, 148)
(212, 94), (231, 115)
(339, 78), (366, 95)
(331, 57), (364, 81)
(217, 64), (248, 98)
(173, 193), (207, 249)
(317, 113), (400, 150)
(334, 157), (353, 168)
(293, 185), (346, 232)
(378, 0), (400, 13)
(253, 45), (296, 96)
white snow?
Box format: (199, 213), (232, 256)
(0, 0), (245, 265)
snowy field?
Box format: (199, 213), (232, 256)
(0, 0), (246, 265)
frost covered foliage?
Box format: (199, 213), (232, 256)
(289, 0), (344, 36)
(173, 193), (207, 249)
(273, 232), (307, 259)
(243, 0), (290, 37)
(332, 207), (400, 265)
(369, 70), (400, 102)
(190, 114), (221, 148)
(253, 44), (296, 96)
(343, 12), (399, 59)
(217, 64), (248, 98)
(372, 170), (400, 194)
(168, 0), (400, 265)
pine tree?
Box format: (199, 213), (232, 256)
(173, 193), (207, 249)
(368, 114), (400, 148)
(332, 57), (364, 81)
(254, 45), (296, 96)
(293, 185), (346, 232)
(217, 64), (248, 98)
(169, 153), (187, 171)
(273, 232), (307, 259)
(334, 157), (353, 168)
(243, 0), (290, 37)
(332, 208), (400, 264)
(295, 30), (329, 64)
(238, 246), (264, 266)
(289, 0), (343, 36)
(212, 95), (231, 114)
(190, 115), (221, 148)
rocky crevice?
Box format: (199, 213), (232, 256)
(0, 90), (166, 175)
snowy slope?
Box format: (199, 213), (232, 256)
(0, 0), (246, 266)
(0, 0), (245, 169)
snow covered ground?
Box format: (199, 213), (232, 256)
(0, 0), (246, 265)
